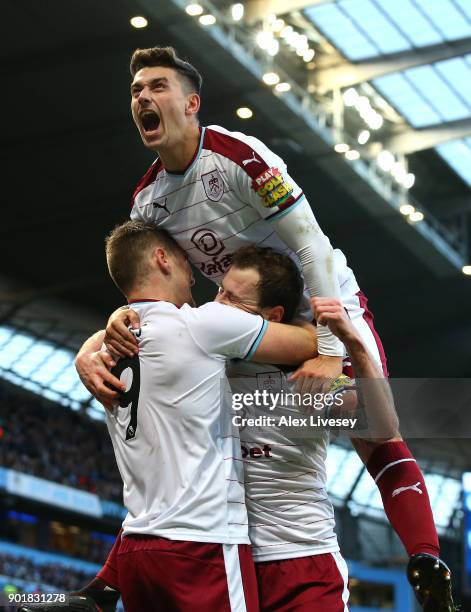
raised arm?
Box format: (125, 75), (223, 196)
(312, 297), (399, 447)
(272, 199), (343, 361)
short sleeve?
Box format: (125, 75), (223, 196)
(181, 302), (267, 360)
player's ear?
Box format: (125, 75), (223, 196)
(186, 92), (200, 117)
(153, 247), (171, 275)
(265, 305), (284, 323)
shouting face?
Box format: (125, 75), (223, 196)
(131, 66), (199, 152)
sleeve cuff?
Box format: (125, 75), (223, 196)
(244, 319), (268, 360)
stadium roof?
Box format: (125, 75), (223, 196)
(305, 0), (471, 185)
(305, 1), (471, 61)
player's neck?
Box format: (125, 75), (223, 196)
(158, 124), (200, 172)
(127, 283), (183, 307)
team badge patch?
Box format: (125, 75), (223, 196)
(202, 169), (224, 201)
(256, 371), (283, 394)
(252, 167), (294, 208)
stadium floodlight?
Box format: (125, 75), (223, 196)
(391, 161), (407, 182)
(262, 72), (280, 85)
(363, 109), (376, 125)
(400, 204), (415, 216)
(349, 94), (384, 130)
(236, 107), (253, 119)
(199, 14), (216, 25)
(267, 39), (280, 56)
(402, 173), (416, 189)
(377, 150), (395, 172)
(275, 82), (291, 93)
(280, 25), (293, 39)
(356, 96), (370, 113)
(343, 88), (358, 107)
(334, 143), (350, 153)
(368, 113), (383, 130)
(462, 265), (471, 275)
(256, 30), (273, 50)
(186, 3), (203, 16)
(409, 211), (424, 222)
(303, 49), (315, 62)
(295, 35), (309, 52)
(358, 130), (370, 145)
(272, 18), (285, 32)
(130, 16), (148, 28)
(286, 30), (300, 47)
(231, 3), (244, 21)
(345, 149), (360, 161)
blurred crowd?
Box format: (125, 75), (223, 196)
(0, 384), (122, 503)
(0, 553), (94, 591)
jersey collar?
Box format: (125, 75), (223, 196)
(164, 126), (205, 178)
(128, 299), (161, 304)
(128, 298), (182, 309)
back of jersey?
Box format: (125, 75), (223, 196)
(105, 300), (265, 546)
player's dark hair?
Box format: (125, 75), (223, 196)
(130, 46), (203, 95)
(105, 220), (183, 296)
(231, 246), (303, 323)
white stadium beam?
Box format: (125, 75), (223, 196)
(376, 118), (471, 155)
(315, 38), (471, 93)
(246, 0), (332, 23)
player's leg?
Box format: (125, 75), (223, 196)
(343, 291), (440, 555)
(68, 530), (121, 611)
(361, 439), (439, 558)
(344, 290), (455, 606)
(341, 290), (388, 378)
(94, 529), (121, 591)
(255, 553), (349, 612)
(407, 553), (456, 611)
(117, 535), (259, 612)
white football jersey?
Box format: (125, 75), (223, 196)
(131, 125), (359, 301)
(105, 300), (267, 545)
(227, 359), (339, 562)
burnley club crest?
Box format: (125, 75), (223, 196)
(202, 169), (224, 202)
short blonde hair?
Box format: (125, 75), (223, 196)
(105, 221), (182, 296)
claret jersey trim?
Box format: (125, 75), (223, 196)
(203, 127), (271, 180)
(203, 127), (300, 216)
(131, 159), (163, 207)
